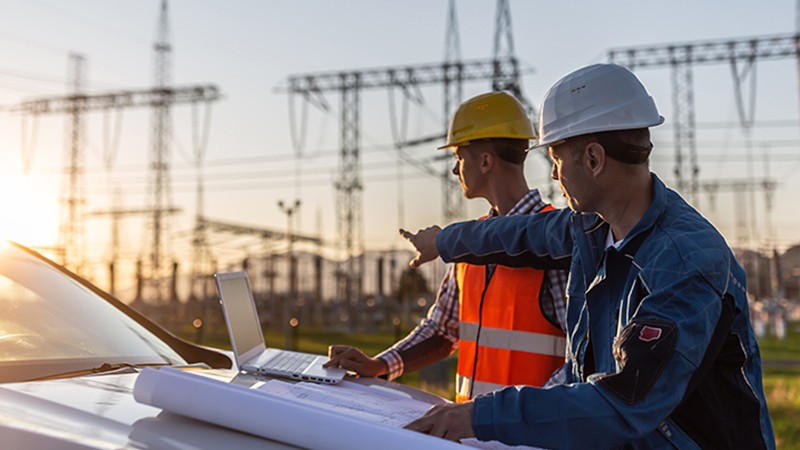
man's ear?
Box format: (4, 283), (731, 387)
(585, 142), (606, 176)
(479, 151), (494, 174)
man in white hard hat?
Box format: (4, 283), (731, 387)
(403, 64), (775, 449)
(325, 91), (568, 402)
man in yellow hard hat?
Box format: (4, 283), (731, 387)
(325, 91), (568, 402)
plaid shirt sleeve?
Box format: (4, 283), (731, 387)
(542, 268), (569, 334)
(512, 190), (568, 334)
(542, 268), (569, 387)
(378, 190), (570, 383)
(376, 264), (460, 380)
(543, 363), (570, 387)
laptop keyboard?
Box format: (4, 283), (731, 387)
(266, 352), (317, 373)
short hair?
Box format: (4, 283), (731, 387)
(565, 128), (652, 165)
(487, 138), (529, 165)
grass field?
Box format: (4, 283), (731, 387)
(763, 366), (800, 448)
(759, 325), (800, 449)
(183, 321), (800, 446)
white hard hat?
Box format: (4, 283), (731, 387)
(533, 63), (665, 148)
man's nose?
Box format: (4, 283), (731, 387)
(452, 161), (459, 176)
(550, 164), (558, 180)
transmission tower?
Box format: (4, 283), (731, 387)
(608, 32), (800, 205)
(492, 0), (522, 99)
(701, 178), (777, 242)
(280, 1), (531, 305)
(57, 53), (87, 271)
(87, 206), (181, 297)
(13, 0), (215, 302)
(146, 0), (175, 302)
(442, 0), (464, 223)
(701, 177), (777, 297)
(189, 99), (214, 300)
(17, 81), (219, 302)
(190, 167), (215, 300)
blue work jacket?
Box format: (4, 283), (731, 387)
(436, 174), (774, 449)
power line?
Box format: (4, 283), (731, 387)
(0, 66), (146, 93)
(658, 119), (800, 130)
(21, 139), (442, 174)
(609, 32), (800, 203)
(25, 0), (151, 46)
(0, 29), (67, 55)
(0, 66), (68, 84)
(82, 157), (437, 187)
(86, 170), (437, 195)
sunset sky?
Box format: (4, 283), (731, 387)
(1, 0), (798, 293)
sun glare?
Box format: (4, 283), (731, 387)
(0, 174), (59, 246)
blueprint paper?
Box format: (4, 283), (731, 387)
(133, 367), (464, 450)
(256, 379), (434, 427)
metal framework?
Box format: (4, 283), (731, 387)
(87, 207), (181, 296)
(149, 0), (173, 302)
(700, 177), (777, 294)
(442, 0), (464, 223)
(60, 54), (86, 270)
(15, 85), (220, 115)
(16, 82), (217, 274)
(609, 33), (800, 203)
(492, 0), (523, 101)
(15, 1), (219, 301)
(280, 1), (530, 305)
(284, 58), (526, 94)
(15, 82), (218, 288)
(281, 56), (527, 299)
(198, 217), (322, 245)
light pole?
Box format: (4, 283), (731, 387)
(277, 199), (301, 350)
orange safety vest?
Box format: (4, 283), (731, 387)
(455, 206), (566, 402)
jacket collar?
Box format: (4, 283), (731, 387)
(579, 173), (668, 251)
(615, 173), (668, 252)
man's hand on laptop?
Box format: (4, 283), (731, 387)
(325, 345), (388, 378)
(399, 226), (441, 269)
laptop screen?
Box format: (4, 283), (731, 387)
(216, 273), (264, 358)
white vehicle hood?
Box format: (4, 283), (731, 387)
(0, 370), (296, 449)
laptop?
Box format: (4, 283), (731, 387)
(215, 271), (346, 384)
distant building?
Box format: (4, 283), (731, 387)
(779, 244), (800, 301)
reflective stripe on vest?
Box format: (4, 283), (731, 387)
(455, 323), (567, 401)
(455, 204), (564, 402)
(459, 323), (566, 356)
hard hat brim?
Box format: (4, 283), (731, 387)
(534, 115), (665, 149)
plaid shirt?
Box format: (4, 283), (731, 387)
(377, 189), (569, 381)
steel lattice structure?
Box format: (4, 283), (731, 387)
(15, 83), (219, 297)
(280, 0), (529, 306)
(281, 56), (527, 301)
(15, 0), (219, 302)
(15, 85), (220, 115)
(609, 33), (800, 203)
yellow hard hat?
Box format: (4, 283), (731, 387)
(438, 91), (535, 150)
